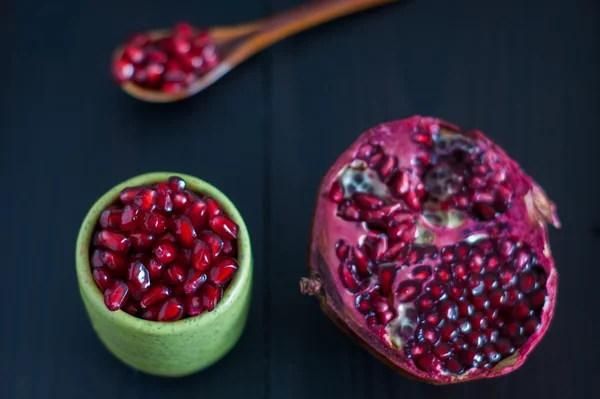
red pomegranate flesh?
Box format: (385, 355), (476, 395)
(301, 116), (559, 383)
(112, 22), (220, 93)
(91, 176), (239, 321)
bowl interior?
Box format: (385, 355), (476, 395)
(75, 172), (252, 334)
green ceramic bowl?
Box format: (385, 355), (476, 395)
(75, 172), (253, 377)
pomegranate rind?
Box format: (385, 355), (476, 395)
(305, 116), (559, 384)
(76, 172), (253, 377)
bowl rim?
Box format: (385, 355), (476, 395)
(75, 172), (252, 335)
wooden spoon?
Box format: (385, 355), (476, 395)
(114, 0), (400, 102)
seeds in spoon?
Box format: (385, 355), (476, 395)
(112, 22), (220, 93)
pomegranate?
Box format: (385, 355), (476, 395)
(91, 175), (240, 320)
(301, 116), (559, 383)
(112, 22), (220, 93)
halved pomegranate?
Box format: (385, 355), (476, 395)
(91, 175), (240, 320)
(112, 22), (220, 93)
(301, 116), (559, 383)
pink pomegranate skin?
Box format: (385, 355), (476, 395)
(303, 116), (559, 384)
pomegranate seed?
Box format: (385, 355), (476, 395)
(192, 239), (213, 271)
(329, 181), (344, 203)
(119, 186), (143, 204)
(127, 33), (150, 46)
(437, 300), (458, 321)
(453, 338), (468, 352)
(471, 295), (490, 311)
(433, 342), (452, 359)
(186, 200), (207, 229)
(353, 193), (384, 210)
(104, 280), (130, 311)
(425, 312), (442, 327)
(513, 248), (531, 270)
(448, 281), (466, 300)
(91, 249), (104, 268)
(205, 197), (222, 217)
(417, 324), (440, 344)
(505, 287), (520, 307)
(488, 289), (506, 308)
(140, 285), (171, 308)
(201, 282), (223, 311)
(133, 188), (156, 211)
(184, 269), (208, 294)
(186, 295), (204, 316)
(435, 265), (451, 282)
(352, 246), (372, 277)
(445, 357), (464, 374)
(141, 305), (161, 320)
(457, 301), (474, 317)
(99, 209), (122, 229)
(162, 82), (183, 93)
(112, 58), (134, 83)
(145, 257), (163, 280)
(154, 241), (178, 264)
(407, 341), (430, 357)
(386, 241), (406, 259)
(335, 240), (349, 260)
(338, 202), (361, 221)
(158, 298), (185, 322)
(355, 294), (372, 314)
(156, 233), (178, 245)
(512, 300), (531, 320)
(93, 267), (114, 291)
(209, 257), (239, 285)
(495, 337), (514, 355)
(378, 155), (397, 179)
(198, 230), (224, 258)
(123, 300), (140, 317)
(483, 328), (499, 343)
(518, 272), (535, 293)
(427, 281), (446, 299)
(439, 322), (458, 342)
(127, 261), (151, 292)
(154, 182), (172, 212)
(339, 261), (362, 293)
(120, 204), (140, 231)
(145, 62), (164, 84)
(170, 191), (189, 213)
(527, 288), (547, 310)
(416, 294), (435, 312)
(469, 312), (487, 330)
(174, 22), (194, 38)
(413, 266), (432, 281)
(523, 316), (541, 336)
(209, 215), (239, 240)
(466, 275), (484, 296)
(169, 215), (197, 248)
(141, 211), (167, 234)
(129, 231), (154, 250)
(396, 280), (422, 303)
(100, 250), (127, 274)
(164, 263), (187, 285)
(97, 230), (130, 253)
(414, 354), (442, 373)
(405, 190), (421, 210)
(123, 45), (145, 64)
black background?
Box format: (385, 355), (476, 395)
(2, 0), (599, 398)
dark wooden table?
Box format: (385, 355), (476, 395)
(2, 0), (598, 398)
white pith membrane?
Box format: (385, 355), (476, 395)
(314, 120), (558, 381)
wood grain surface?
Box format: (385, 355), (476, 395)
(1, 0), (598, 398)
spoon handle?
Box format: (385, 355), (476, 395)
(227, 0), (398, 65)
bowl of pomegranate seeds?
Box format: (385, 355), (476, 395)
(76, 172), (252, 377)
